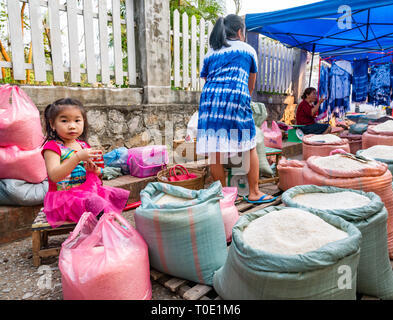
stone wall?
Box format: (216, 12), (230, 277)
(22, 86), (199, 153)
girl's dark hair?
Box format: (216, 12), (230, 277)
(301, 87), (316, 100)
(42, 98), (88, 145)
(209, 14), (245, 50)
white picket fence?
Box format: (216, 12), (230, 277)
(170, 9), (213, 91)
(0, 0), (136, 85)
(170, 10), (294, 93)
(257, 36), (294, 94)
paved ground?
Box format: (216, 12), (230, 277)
(0, 209), (182, 300)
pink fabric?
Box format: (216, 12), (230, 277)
(59, 211), (151, 300)
(43, 172), (129, 228)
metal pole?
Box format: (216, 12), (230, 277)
(308, 43), (316, 87)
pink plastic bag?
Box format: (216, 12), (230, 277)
(220, 187), (240, 242)
(127, 145), (168, 178)
(59, 211), (152, 300)
(0, 145), (46, 183)
(261, 121), (283, 149)
(0, 84), (44, 150)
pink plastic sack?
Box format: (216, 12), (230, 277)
(0, 145), (46, 183)
(127, 145), (168, 178)
(302, 134), (350, 160)
(340, 132), (363, 154)
(59, 211), (152, 300)
(0, 84), (44, 150)
(261, 121), (282, 149)
(219, 187), (240, 242)
(362, 130), (393, 149)
(277, 158), (307, 191)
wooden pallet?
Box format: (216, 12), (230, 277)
(149, 183), (282, 300)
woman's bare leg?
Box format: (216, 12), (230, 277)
(209, 152), (226, 187)
(246, 148), (273, 201)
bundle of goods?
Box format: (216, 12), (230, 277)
(302, 134), (350, 160)
(283, 185), (393, 299)
(103, 147), (129, 174)
(349, 123), (368, 134)
(213, 206), (361, 300)
(251, 102), (274, 178)
(0, 179), (48, 206)
(127, 145), (168, 178)
(59, 212), (151, 300)
(0, 85), (46, 184)
(135, 181), (227, 285)
(362, 120), (393, 149)
(303, 154), (393, 257)
(277, 158), (307, 191)
(339, 132), (362, 154)
(357, 145), (393, 175)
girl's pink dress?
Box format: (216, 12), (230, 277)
(42, 140), (130, 227)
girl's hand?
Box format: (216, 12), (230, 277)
(84, 160), (102, 176)
(76, 149), (102, 162)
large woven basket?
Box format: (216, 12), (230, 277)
(157, 166), (207, 190)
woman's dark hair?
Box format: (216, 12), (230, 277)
(209, 14), (245, 50)
(301, 87), (316, 100)
(42, 98), (88, 146)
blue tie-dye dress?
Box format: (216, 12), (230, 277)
(196, 40), (258, 155)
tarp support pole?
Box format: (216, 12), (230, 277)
(308, 43), (316, 87)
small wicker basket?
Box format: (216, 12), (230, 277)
(157, 166), (207, 190)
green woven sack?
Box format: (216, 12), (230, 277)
(283, 185), (393, 299)
(135, 181), (227, 285)
(213, 206), (361, 300)
(251, 101), (274, 177)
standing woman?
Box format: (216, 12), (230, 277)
(196, 14), (276, 203)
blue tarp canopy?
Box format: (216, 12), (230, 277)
(245, 0), (393, 61)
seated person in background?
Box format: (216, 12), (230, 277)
(296, 87), (331, 135)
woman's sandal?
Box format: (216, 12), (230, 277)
(243, 194), (278, 204)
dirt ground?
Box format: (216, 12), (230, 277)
(0, 209), (182, 300)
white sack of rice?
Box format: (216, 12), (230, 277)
(292, 191), (371, 210)
(312, 154), (377, 171)
(361, 145), (393, 160)
(372, 120), (393, 133)
(155, 194), (188, 205)
(307, 134), (342, 143)
(242, 208), (348, 255)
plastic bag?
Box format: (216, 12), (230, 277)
(0, 178), (48, 206)
(103, 147), (129, 174)
(59, 211), (152, 300)
(0, 84), (44, 150)
(261, 121), (283, 149)
(185, 111), (198, 142)
(220, 187), (240, 242)
(0, 145), (46, 183)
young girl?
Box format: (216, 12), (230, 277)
(41, 98), (130, 227)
